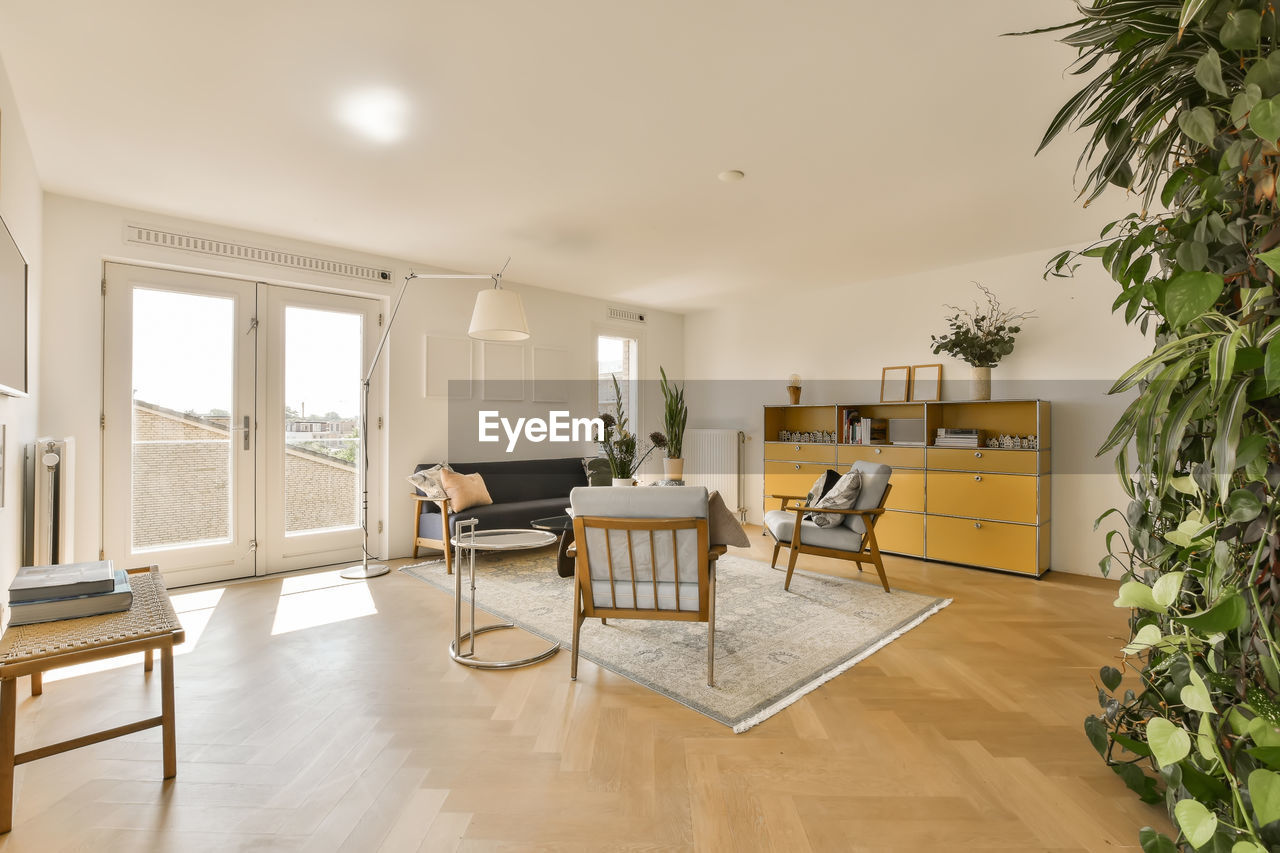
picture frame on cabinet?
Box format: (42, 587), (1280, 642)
(880, 366), (911, 403)
(910, 364), (942, 402)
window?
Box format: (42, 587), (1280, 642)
(597, 334), (638, 428)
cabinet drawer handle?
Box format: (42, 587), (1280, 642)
(974, 475), (982, 482)
(874, 447), (882, 454)
(794, 464), (800, 470)
(974, 451), (982, 458)
(974, 522), (982, 529)
(794, 444), (800, 451)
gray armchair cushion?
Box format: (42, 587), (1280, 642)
(844, 461), (891, 534)
(764, 509), (864, 552)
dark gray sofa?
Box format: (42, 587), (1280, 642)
(412, 457), (589, 572)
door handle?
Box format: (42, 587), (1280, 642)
(231, 415), (251, 450)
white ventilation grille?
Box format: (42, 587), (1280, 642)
(608, 306), (647, 323)
(124, 225), (394, 283)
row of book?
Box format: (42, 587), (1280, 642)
(843, 411), (888, 445)
(8, 560), (132, 626)
(934, 428), (982, 448)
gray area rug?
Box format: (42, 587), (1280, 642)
(402, 551), (950, 732)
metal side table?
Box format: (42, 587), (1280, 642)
(448, 519), (561, 669)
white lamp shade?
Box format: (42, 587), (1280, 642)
(468, 288), (529, 341)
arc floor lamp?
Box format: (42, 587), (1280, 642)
(341, 259), (529, 580)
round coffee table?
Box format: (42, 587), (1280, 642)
(530, 515), (575, 578)
(447, 521), (560, 670)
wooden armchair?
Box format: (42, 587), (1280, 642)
(568, 486), (724, 686)
(764, 461), (894, 593)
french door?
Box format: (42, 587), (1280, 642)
(103, 263), (382, 586)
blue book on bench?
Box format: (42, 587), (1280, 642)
(8, 570), (133, 626)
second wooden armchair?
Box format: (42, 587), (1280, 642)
(763, 461), (894, 593)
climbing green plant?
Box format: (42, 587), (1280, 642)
(1027, 1), (1280, 850)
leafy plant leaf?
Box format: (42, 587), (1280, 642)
(1085, 715), (1109, 757)
(1251, 97), (1280, 144)
(1181, 670), (1215, 714)
(1117, 580), (1163, 612)
(1148, 717), (1192, 768)
(1174, 594), (1248, 634)
(1225, 489), (1263, 523)
(1100, 665), (1123, 692)
(1125, 624), (1164, 655)
(1221, 8), (1263, 50)
(1196, 48), (1228, 96)
(1249, 768), (1280, 825)
(1164, 272), (1225, 328)
(1139, 827), (1178, 853)
(1174, 798), (1217, 848)
(1153, 572), (1185, 608)
(1179, 107), (1218, 147)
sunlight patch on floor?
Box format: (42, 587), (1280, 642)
(270, 570), (377, 635)
(41, 587), (225, 684)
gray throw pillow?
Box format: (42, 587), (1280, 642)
(805, 469), (840, 508)
(806, 470), (862, 528)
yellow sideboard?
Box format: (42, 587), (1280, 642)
(762, 400), (1050, 576)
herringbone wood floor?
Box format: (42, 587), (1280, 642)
(0, 528), (1170, 852)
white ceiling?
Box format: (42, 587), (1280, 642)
(0, 1), (1125, 310)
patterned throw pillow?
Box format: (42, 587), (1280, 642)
(805, 470), (862, 528)
(407, 464), (451, 499)
(804, 469), (840, 509)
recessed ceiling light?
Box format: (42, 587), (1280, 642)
(718, 170), (746, 182)
(336, 87), (409, 144)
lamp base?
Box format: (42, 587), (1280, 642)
(340, 562), (390, 580)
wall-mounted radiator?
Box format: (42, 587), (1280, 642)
(683, 429), (745, 520)
(24, 438), (75, 566)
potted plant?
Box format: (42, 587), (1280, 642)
(659, 366), (688, 481)
(1024, 2), (1280, 849)
(599, 375), (666, 486)
(929, 284), (1033, 400)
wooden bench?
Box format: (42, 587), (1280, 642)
(0, 565), (184, 833)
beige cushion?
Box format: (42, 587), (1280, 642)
(708, 490), (749, 547)
(439, 469), (493, 512)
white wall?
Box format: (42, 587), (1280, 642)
(683, 248), (1150, 577)
(0, 56), (43, 598)
(39, 194), (683, 568)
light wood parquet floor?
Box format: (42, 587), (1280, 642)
(0, 527), (1171, 852)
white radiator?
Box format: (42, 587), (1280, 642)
(25, 438), (75, 566)
(683, 429), (745, 519)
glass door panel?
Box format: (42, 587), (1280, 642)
(104, 264), (257, 585)
(259, 286), (378, 575)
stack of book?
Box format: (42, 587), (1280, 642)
(934, 428), (982, 448)
(8, 560), (133, 626)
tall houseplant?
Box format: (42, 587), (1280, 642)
(599, 374), (666, 485)
(660, 366), (688, 481)
(1030, 3), (1280, 850)
(929, 284), (1032, 400)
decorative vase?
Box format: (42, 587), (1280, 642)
(786, 385), (801, 405)
(970, 366), (991, 401)
(663, 458), (684, 481)
(611, 477), (636, 487)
